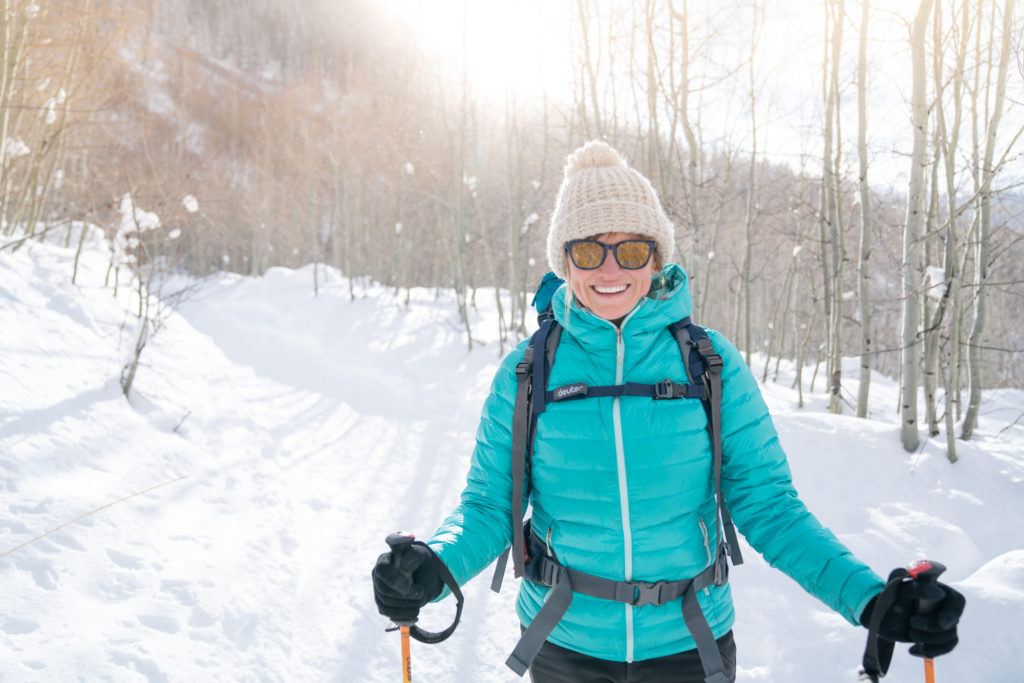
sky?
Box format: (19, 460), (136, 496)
(376, 0), (1024, 189)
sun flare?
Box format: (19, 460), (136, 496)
(381, 0), (572, 100)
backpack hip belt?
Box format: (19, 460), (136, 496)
(506, 532), (733, 683)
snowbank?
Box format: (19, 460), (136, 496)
(1, 235), (1021, 681)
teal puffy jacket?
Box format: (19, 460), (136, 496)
(428, 264), (884, 661)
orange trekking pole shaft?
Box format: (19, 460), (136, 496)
(386, 532), (418, 683)
(399, 626), (412, 683)
(924, 658), (935, 683)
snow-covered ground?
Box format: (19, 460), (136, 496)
(2, 232), (1022, 682)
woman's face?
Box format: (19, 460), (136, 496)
(566, 232), (656, 325)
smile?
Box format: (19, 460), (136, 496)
(593, 284), (628, 295)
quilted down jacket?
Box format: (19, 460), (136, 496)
(427, 264), (884, 661)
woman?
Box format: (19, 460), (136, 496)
(372, 141), (963, 682)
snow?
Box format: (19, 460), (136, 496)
(1, 234), (1022, 681)
(182, 195), (199, 214)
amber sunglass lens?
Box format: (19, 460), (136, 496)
(570, 241), (605, 269)
(616, 241), (652, 268)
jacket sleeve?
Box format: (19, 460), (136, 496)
(710, 330), (884, 625)
(425, 341), (527, 595)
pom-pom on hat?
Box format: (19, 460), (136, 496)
(546, 140), (675, 279)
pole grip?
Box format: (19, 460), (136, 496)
(908, 560), (947, 614)
(385, 532), (418, 627)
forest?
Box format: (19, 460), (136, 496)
(1, 0), (1022, 461)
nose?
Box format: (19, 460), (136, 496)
(598, 248), (624, 275)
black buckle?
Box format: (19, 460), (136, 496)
(631, 581), (667, 606)
(713, 545), (730, 586)
(695, 339), (723, 372)
(654, 380), (675, 400)
(515, 361), (530, 377)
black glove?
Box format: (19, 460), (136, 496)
(372, 542), (445, 624)
(860, 568), (966, 658)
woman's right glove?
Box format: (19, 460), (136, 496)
(372, 542), (445, 624)
(859, 567), (966, 657)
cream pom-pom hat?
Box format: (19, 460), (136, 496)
(546, 140), (675, 279)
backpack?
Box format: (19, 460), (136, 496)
(493, 272), (744, 681)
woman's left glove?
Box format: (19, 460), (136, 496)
(372, 543), (445, 624)
(859, 568), (966, 657)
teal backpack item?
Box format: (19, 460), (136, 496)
(493, 272), (743, 682)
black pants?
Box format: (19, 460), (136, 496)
(527, 630), (737, 683)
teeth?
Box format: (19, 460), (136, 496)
(594, 284), (627, 294)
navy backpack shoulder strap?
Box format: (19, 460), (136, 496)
(668, 318), (744, 568)
(491, 319), (562, 592)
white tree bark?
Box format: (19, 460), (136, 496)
(856, 0), (872, 418)
(962, 0), (1013, 439)
(900, 0), (934, 452)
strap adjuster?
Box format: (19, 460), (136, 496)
(694, 338), (723, 372)
(714, 545), (730, 586)
(515, 361), (530, 377)
(654, 380), (675, 399)
(537, 557), (563, 587)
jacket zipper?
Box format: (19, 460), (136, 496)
(603, 304), (643, 663)
(612, 325), (634, 661)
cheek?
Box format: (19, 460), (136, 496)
(568, 273), (589, 304)
(632, 271), (654, 298)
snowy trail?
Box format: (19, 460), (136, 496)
(2, 235), (1023, 682)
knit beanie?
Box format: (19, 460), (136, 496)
(546, 140), (675, 279)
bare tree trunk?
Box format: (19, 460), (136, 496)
(962, 0), (1012, 439)
(818, 2), (835, 402)
(740, 3), (761, 366)
(922, 117), (943, 436)
(670, 0), (704, 318)
(900, 0), (935, 452)
(855, 0), (872, 417)
(825, 0), (845, 414)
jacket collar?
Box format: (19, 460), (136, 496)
(550, 264), (693, 350)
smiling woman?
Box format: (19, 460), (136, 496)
(378, 0), (572, 99)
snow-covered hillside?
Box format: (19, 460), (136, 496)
(1, 234), (1022, 682)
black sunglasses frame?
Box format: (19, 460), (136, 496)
(564, 239), (657, 270)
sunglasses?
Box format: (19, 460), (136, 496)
(565, 239), (657, 270)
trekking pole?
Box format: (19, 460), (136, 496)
(907, 560), (947, 683)
(385, 532), (417, 683)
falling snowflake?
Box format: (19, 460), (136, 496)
(182, 195), (199, 213)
